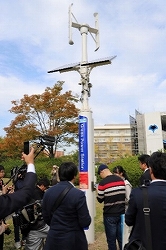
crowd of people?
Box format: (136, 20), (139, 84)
(97, 152), (166, 250)
(0, 149), (166, 250)
(0, 149), (91, 250)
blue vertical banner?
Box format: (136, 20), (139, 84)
(79, 115), (88, 189)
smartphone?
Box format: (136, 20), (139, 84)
(24, 141), (30, 155)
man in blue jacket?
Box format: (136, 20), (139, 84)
(42, 162), (91, 250)
(126, 151), (166, 250)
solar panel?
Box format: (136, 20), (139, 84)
(80, 56), (117, 67)
(47, 62), (80, 73)
(47, 56), (117, 74)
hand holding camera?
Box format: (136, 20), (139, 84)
(2, 185), (14, 195)
(22, 147), (35, 165)
(2, 220), (11, 235)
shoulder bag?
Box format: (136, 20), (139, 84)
(51, 184), (73, 215)
(124, 187), (152, 250)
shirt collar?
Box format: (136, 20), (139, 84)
(151, 179), (166, 183)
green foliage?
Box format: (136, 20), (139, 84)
(0, 158), (23, 178)
(34, 153), (79, 183)
(1, 152), (141, 188)
(109, 155), (141, 187)
(95, 155), (142, 188)
(1, 151), (79, 184)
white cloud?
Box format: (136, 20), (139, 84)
(0, 0), (166, 140)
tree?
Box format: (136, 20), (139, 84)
(1, 81), (79, 158)
(0, 137), (8, 160)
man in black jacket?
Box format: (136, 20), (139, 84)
(126, 152), (166, 250)
(0, 148), (37, 250)
(0, 148), (37, 220)
(138, 154), (151, 186)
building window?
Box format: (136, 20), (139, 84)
(124, 138), (130, 142)
(112, 138), (121, 142)
(98, 138), (106, 142)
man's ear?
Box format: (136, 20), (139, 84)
(41, 184), (46, 191)
(149, 167), (153, 178)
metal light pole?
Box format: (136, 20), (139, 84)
(48, 3), (116, 244)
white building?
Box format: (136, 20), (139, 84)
(133, 110), (166, 154)
(94, 110), (166, 163)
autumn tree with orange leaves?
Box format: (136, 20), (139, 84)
(0, 81), (79, 158)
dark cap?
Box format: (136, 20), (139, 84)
(98, 164), (108, 175)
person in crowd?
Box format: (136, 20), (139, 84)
(50, 165), (59, 186)
(112, 165), (132, 248)
(138, 154), (151, 186)
(125, 151), (166, 249)
(0, 148), (37, 220)
(0, 148), (36, 250)
(112, 165), (132, 210)
(32, 177), (50, 200)
(42, 162), (91, 250)
(25, 177), (50, 250)
(12, 173), (27, 249)
(0, 222), (9, 236)
(12, 212), (26, 249)
(0, 166), (5, 196)
(97, 164), (126, 250)
(0, 165), (8, 250)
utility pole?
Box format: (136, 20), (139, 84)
(48, 3), (116, 244)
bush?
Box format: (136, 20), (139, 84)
(95, 155), (142, 188)
(1, 153), (141, 188)
(0, 152), (79, 184)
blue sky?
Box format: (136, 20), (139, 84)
(0, 0), (166, 142)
